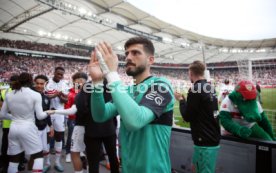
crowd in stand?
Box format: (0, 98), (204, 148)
(0, 54), (88, 82)
(0, 39), (89, 57)
(1, 39), (276, 87)
(1, 39), (256, 68)
(1, 53), (276, 88)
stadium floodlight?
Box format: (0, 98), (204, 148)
(256, 49), (266, 53)
(78, 8), (87, 15)
(63, 35), (68, 40)
(38, 30), (45, 36)
(87, 11), (92, 17)
(54, 33), (61, 39)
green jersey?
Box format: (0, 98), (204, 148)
(91, 76), (175, 173)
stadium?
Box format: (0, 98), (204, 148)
(0, 0), (275, 173)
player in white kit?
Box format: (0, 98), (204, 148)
(218, 79), (234, 104)
(45, 67), (69, 172)
(0, 72), (48, 173)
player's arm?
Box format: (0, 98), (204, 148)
(91, 83), (118, 123)
(49, 104), (77, 115)
(58, 92), (68, 103)
(219, 100), (252, 139)
(179, 88), (201, 122)
(108, 80), (155, 131)
(174, 91), (188, 121)
(91, 79), (155, 131)
(34, 94), (48, 120)
(108, 78), (173, 131)
(0, 99), (13, 120)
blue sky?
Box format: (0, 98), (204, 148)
(127, 0), (276, 40)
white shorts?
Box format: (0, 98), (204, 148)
(51, 113), (65, 132)
(8, 122), (43, 155)
(71, 126), (85, 152)
(38, 128), (48, 151)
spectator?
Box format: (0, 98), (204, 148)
(175, 61), (220, 173)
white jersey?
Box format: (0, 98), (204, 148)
(46, 78), (69, 110)
(218, 84), (234, 103)
(220, 96), (263, 129)
(0, 87), (47, 123)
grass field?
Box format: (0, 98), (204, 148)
(173, 88), (276, 132)
(260, 88), (276, 110)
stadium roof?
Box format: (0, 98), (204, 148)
(0, 0), (276, 63)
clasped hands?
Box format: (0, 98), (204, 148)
(88, 42), (119, 83)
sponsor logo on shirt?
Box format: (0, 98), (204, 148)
(145, 91), (164, 106)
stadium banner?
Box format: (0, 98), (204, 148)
(117, 23), (163, 42)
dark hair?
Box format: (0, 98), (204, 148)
(9, 74), (19, 82)
(55, 66), (65, 72)
(124, 37), (155, 55)
(34, 75), (49, 82)
(72, 72), (88, 81)
(13, 72), (33, 90)
(224, 79), (230, 84)
(189, 60), (205, 77)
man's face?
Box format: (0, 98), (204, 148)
(34, 78), (47, 93)
(54, 69), (64, 82)
(125, 44), (153, 77)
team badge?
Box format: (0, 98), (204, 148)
(245, 84), (252, 91)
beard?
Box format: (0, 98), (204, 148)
(126, 64), (146, 77)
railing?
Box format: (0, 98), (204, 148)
(170, 127), (276, 173)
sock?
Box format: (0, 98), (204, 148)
(55, 141), (62, 165)
(116, 138), (120, 159)
(32, 158), (43, 172)
(44, 144), (50, 165)
(8, 162), (19, 173)
(80, 152), (85, 157)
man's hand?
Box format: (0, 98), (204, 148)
(174, 92), (185, 101)
(56, 91), (68, 103)
(49, 126), (54, 138)
(88, 51), (104, 83)
(45, 110), (55, 115)
(45, 91), (59, 99)
(96, 42), (118, 72)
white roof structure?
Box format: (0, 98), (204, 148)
(0, 0), (276, 63)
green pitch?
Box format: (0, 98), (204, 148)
(261, 88), (276, 110)
(173, 88), (276, 129)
